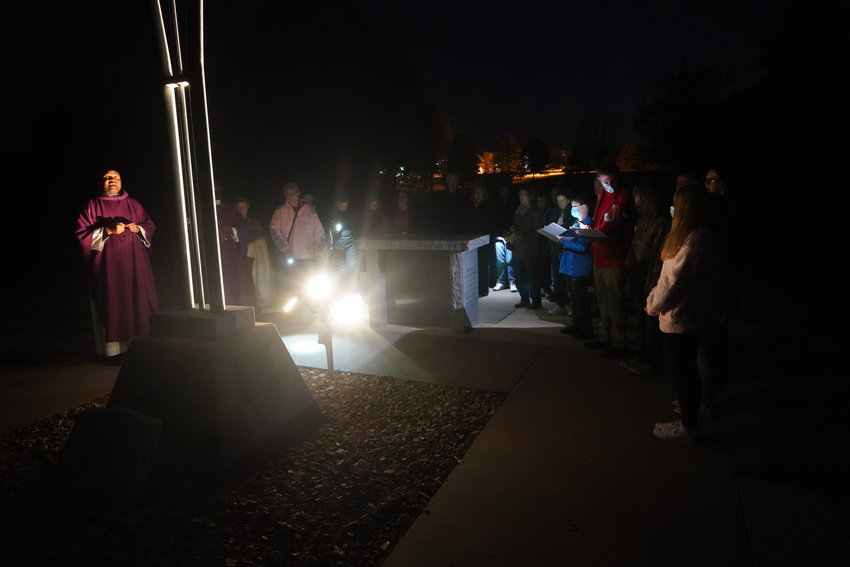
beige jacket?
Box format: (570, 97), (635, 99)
(645, 227), (723, 334)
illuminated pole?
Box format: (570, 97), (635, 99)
(152, 0), (226, 312)
(317, 312), (334, 381)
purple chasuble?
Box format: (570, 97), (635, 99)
(75, 191), (159, 343)
(217, 200), (253, 306)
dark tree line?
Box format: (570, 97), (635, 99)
(633, 0), (841, 266)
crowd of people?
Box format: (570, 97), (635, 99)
(76, 164), (732, 443)
(388, 162), (731, 444)
(532, 163), (732, 444)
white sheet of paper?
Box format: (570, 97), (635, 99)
(537, 222), (574, 243)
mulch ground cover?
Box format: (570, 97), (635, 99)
(0, 368), (504, 566)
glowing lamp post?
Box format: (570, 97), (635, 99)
(283, 270), (366, 380)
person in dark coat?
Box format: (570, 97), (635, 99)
(426, 172), (468, 234)
(467, 181), (499, 296)
(621, 181), (671, 376)
(510, 187), (544, 309)
(216, 192), (253, 306)
(544, 187), (572, 314)
(328, 192), (359, 272)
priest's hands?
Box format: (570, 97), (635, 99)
(107, 222), (139, 235)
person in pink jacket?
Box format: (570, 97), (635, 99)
(269, 182), (327, 297)
(645, 182), (723, 443)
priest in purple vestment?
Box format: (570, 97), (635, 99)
(75, 170), (159, 359)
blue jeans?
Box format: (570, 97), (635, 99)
(331, 245), (357, 271)
(494, 238), (516, 285)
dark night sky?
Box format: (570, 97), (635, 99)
(354, 0), (783, 148)
(7, 1), (787, 170)
(2, 0), (807, 307)
(6, 0), (786, 194)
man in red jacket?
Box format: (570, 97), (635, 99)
(586, 164), (635, 358)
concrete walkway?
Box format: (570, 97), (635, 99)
(2, 286), (848, 566)
(381, 331), (750, 566)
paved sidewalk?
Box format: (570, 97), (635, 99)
(385, 344), (749, 566)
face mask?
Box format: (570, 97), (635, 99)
(570, 206), (581, 219)
(602, 183), (615, 193)
(669, 206), (675, 218)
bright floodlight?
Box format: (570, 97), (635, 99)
(305, 273), (333, 300)
(286, 257), (295, 265)
(335, 223), (342, 232)
(330, 294), (366, 325)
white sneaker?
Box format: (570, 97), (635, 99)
(652, 420), (700, 443)
(509, 283), (518, 292)
(548, 305), (566, 315)
(493, 282), (506, 291)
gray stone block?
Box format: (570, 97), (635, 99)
(108, 322), (323, 482)
(54, 406), (162, 510)
(151, 305), (256, 339)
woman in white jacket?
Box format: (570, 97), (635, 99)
(645, 182), (723, 443)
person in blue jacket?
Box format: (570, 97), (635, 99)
(558, 193), (595, 339)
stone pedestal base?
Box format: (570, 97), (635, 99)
(108, 321), (323, 482)
(54, 406), (163, 512)
(151, 305), (256, 339)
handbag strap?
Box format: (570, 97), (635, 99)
(286, 204), (302, 243)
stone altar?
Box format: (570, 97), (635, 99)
(355, 234), (490, 332)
